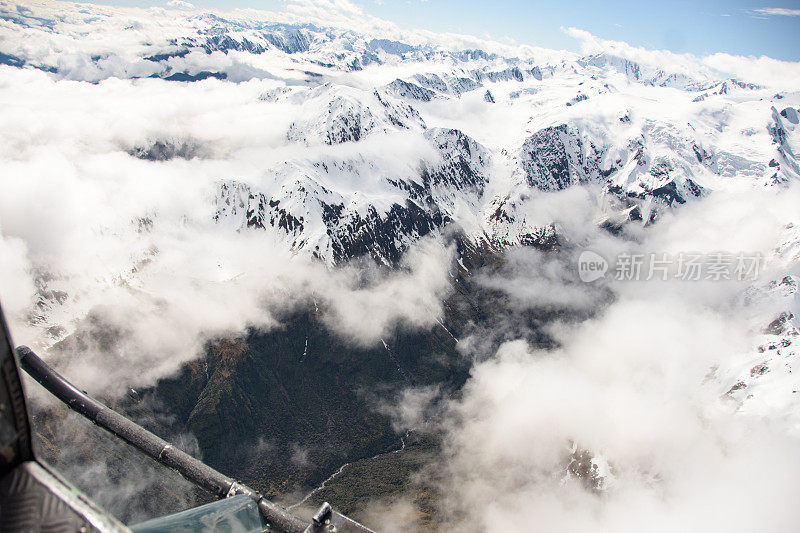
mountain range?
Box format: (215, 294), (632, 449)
(1, 1), (799, 530)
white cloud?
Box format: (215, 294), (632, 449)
(704, 51), (800, 90)
(0, 64), (456, 394)
(754, 7), (800, 16)
(437, 319), (800, 531)
(0, 230), (35, 317)
(166, 0), (195, 9)
(377, 385), (442, 432)
(418, 183), (800, 532)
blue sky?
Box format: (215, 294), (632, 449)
(85, 0), (800, 61)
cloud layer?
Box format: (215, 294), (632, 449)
(385, 184), (800, 531)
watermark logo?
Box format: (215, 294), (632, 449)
(578, 250), (609, 282)
(577, 250), (763, 283)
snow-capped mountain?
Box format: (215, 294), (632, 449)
(0, 1), (796, 319)
(2, 0), (798, 324)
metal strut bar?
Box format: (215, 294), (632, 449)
(16, 345), (310, 533)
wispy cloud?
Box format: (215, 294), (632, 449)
(754, 7), (800, 16)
